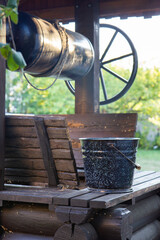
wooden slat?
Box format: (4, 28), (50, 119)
(47, 127), (68, 139)
(70, 172), (160, 207)
(133, 172), (160, 186)
(44, 116), (66, 127)
(57, 172), (77, 180)
(71, 191), (106, 207)
(5, 159), (45, 170)
(59, 179), (78, 186)
(34, 117), (58, 187)
(5, 168), (48, 177)
(5, 116), (35, 126)
(55, 160), (76, 173)
(49, 139), (70, 149)
(90, 177), (160, 209)
(5, 176), (48, 185)
(134, 171), (155, 179)
(6, 126), (37, 138)
(5, 148), (42, 159)
(52, 149), (71, 159)
(53, 188), (90, 205)
(5, 137), (40, 148)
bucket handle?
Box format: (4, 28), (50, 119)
(108, 144), (141, 170)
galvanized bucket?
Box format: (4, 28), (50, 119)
(80, 138), (140, 191)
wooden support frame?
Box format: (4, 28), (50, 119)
(75, 0), (100, 114)
(0, 13), (6, 190)
(34, 117), (58, 186)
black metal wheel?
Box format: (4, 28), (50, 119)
(65, 23), (138, 105)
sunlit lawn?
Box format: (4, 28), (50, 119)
(136, 149), (160, 171)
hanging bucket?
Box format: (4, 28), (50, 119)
(80, 138), (140, 192)
(6, 12), (94, 81)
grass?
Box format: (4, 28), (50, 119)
(136, 149), (160, 171)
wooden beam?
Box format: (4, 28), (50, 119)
(75, 0), (100, 114)
(34, 117), (58, 186)
(0, 13), (6, 190)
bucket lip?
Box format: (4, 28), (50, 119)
(79, 137), (140, 141)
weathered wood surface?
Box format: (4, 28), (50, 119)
(34, 117), (58, 186)
(1, 232), (54, 240)
(0, 16), (6, 190)
(53, 171), (160, 208)
(131, 220), (160, 240)
(54, 223), (98, 240)
(92, 208), (132, 240)
(65, 113), (137, 168)
(1, 202), (62, 236)
(18, 0), (160, 21)
(0, 185), (71, 204)
(5, 115), (79, 187)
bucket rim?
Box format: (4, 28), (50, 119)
(79, 137), (140, 141)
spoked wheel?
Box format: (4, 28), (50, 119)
(65, 23), (138, 105)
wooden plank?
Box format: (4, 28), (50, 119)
(34, 117), (58, 187)
(51, 149), (71, 159)
(5, 176), (48, 185)
(90, 177), (160, 209)
(49, 139), (70, 149)
(0, 190), (54, 204)
(59, 179), (78, 186)
(5, 148), (42, 158)
(57, 172), (77, 180)
(6, 126), (37, 138)
(66, 113), (138, 128)
(69, 129), (136, 139)
(55, 160), (76, 173)
(75, 0), (100, 114)
(0, 15), (6, 190)
(5, 137), (40, 148)
(134, 171), (156, 179)
(47, 127), (68, 139)
(5, 116), (35, 126)
(5, 168), (48, 177)
(71, 191), (106, 207)
(18, 0), (160, 20)
(53, 188), (90, 205)
(44, 116), (66, 127)
(5, 159), (45, 170)
(70, 172), (160, 208)
(133, 172), (160, 186)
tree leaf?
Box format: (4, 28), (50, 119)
(7, 51), (19, 71)
(10, 9), (18, 24)
(0, 43), (11, 59)
(11, 49), (26, 69)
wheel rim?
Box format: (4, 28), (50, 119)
(65, 23), (138, 105)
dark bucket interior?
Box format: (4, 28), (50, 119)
(80, 138), (139, 190)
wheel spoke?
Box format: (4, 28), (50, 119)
(100, 30), (118, 62)
(100, 69), (107, 101)
(102, 53), (133, 65)
(101, 65), (128, 84)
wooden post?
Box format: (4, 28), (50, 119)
(0, 12), (6, 190)
(75, 0), (100, 114)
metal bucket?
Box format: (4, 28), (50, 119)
(80, 138), (139, 191)
(6, 12), (94, 81)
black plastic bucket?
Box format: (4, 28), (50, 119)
(80, 138), (139, 190)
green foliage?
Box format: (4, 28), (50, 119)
(0, 0), (26, 71)
(6, 72), (75, 114)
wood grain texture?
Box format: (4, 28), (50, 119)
(18, 0), (160, 21)
(0, 16), (6, 190)
(34, 117), (58, 186)
(54, 223), (98, 240)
